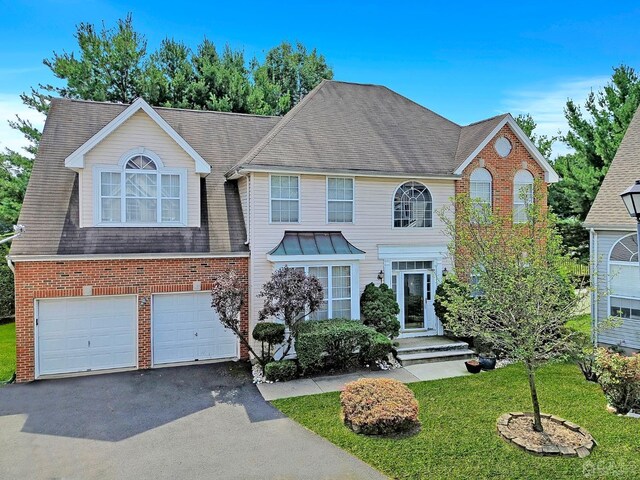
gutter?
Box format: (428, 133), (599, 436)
(226, 166), (461, 181)
(1, 225), (25, 275)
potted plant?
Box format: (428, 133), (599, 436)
(465, 359), (482, 374)
(478, 351), (496, 370)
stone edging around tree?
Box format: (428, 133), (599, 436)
(497, 412), (596, 457)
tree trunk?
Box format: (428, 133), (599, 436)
(526, 361), (544, 433)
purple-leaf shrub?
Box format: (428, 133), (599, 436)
(258, 266), (324, 358)
(211, 270), (264, 365)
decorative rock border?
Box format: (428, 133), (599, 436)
(497, 412), (596, 457)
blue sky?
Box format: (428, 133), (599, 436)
(1, 1), (640, 156)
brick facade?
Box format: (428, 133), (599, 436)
(13, 256), (249, 382)
(455, 124), (548, 212)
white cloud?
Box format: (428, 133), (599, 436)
(0, 93), (45, 157)
(502, 76), (609, 158)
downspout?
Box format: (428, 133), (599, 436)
(590, 228), (597, 346)
(1, 225), (25, 275)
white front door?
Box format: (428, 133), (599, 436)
(396, 270), (436, 334)
(36, 296), (137, 376)
(152, 292), (238, 365)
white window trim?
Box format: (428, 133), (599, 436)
(607, 233), (640, 326)
(93, 158), (188, 227)
(274, 261), (360, 320)
(470, 168), (493, 208)
(391, 180), (434, 229)
(513, 170), (534, 224)
(269, 174), (301, 224)
(326, 176), (355, 224)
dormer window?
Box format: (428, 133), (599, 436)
(96, 150), (186, 226)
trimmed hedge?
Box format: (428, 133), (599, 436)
(341, 378), (420, 435)
(360, 332), (393, 366)
(252, 322), (286, 344)
(296, 319), (392, 374)
(265, 360), (298, 382)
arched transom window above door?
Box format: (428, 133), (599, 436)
(95, 149), (186, 226)
(393, 181), (432, 228)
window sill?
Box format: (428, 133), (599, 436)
(93, 222), (188, 228)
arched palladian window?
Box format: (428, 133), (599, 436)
(470, 168), (492, 209)
(608, 234), (640, 322)
(393, 181), (432, 228)
(513, 169), (534, 224)
(99, 151), (183, 225)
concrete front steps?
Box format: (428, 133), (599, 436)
(394, 335), (475, 366)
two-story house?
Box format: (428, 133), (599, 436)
(9, 80), (557, 382)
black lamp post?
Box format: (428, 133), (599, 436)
(620, 180), (640, 264)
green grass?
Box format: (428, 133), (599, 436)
(273, 363), (640, 480)
(0, 322), (16, 382)
(566, 313), (592, 336)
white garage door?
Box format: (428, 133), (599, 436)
(152, 292), (238, 365)
(37, 296), (137, 376)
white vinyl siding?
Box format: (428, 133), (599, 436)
(327, 177), (354, 223)
(513, 170), (534, 223)
(248, 172), (453, 336)
(81, 110), (200, 227)
(594, 231), (640, 350)
(270, 175), (300, 223)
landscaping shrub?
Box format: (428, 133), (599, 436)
(594, 348), (640, 414)
(360, 283), (400, 338)
(433, 275), (470, 330)
(341, 378), (420, 435)
(360, 332), (393, 366)
(296, 319), (380, 373)
(252, 322), (286, 363)
(264, 360), (298, 382)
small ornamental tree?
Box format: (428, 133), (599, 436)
(360, 283), (401, 338)
(258, 266), (324, 358)
(439, 184), (588, 433)
(210, 270), (266, 366)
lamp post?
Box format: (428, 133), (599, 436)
(620, 180), (640, 272)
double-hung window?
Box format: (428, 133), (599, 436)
(327, 177), (354, 223)
(513, 170), (534, 224)
(470, 168), (492, 210)
(270, 175), (299, 222)
(98, 153), (184, 225)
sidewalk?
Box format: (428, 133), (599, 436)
(258, 360), (470, 401)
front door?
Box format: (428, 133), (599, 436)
(398, 271), (434, 334)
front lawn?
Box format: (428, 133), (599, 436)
(0, 322), (16, 382)
(273, 363), (640, 480)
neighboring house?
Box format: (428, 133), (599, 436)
(9, 80), (558, 382)
(585, 106), (640, 352)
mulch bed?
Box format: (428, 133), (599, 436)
(497, 412), (596, 457)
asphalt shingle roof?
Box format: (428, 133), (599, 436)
(11, 99), (279, 255)
(11, 80), (516, 256)
(230, 80), (473, 177)
(585, 106), (640, 229)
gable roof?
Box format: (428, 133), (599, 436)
(227, 80), (558, 182)
(65, 98), (211, 174)
(227, 80), (462, 178)
(454, 114), (559, 182)
(10, 98), (279, 256)
(585, 105), (640, 229)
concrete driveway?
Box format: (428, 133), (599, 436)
(0, 362), (386, 480)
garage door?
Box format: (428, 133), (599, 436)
(152, 292), (237, 365)
(37, 296), (137, 376)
